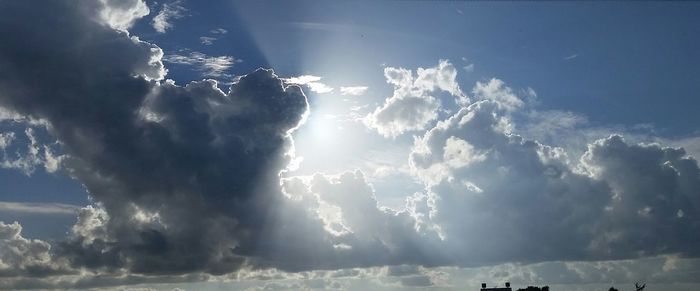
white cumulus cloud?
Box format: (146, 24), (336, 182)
(365, 60), (467, 138)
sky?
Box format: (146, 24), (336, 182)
(0, 0), (699, 290)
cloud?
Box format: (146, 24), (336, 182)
(339, 86), (368, 96)
(285, 75), (334, 94)
(0, 202), (80, 216)
(152, 0), (187, 33)
(279, 172), (447, 270)
(364, 60), (467, 138)
(97, 0), (150, 31)
(461, 57), (475, 72)
(673, 136), (700, 160)
(408, 100), (613, 261)
(286, 75), (322, 84)
(51, 67), (309, 276)
(199, 28), (228, 46)
(0, 128), (64, 175)
(472, 78), (524, 112)
(380, 265), (448, 288)
(0, 221), (72, 278)
(163, 51), (238, 77)
(408, 98), (700, 263)
(0, 132), (13, 150)
(199, 37), (216, 45)
(580, 135), (700, 258)
(275, 61), (700, 270)
(0, 0), (309, 282)
(244, 279), (345, 291)
(307, 83), (334, 94)
(463, 64), (475, 72)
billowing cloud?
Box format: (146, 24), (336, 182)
(407, 99), (700, 264)
(408, 100), (613, 263)
(472, 78), (524, 111)
(152, 0), (187, 33)
(98, 0), (150, 31)
(0, 221), (71, 278)
(0, 0), (308, 282)
(581, 135), (700, 259)
(283, 84), (700, 270)
(280, 172), (443, 269)
(365, 60), (467, 138)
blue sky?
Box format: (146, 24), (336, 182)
(1, 1), (700, 290)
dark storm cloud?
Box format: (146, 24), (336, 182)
(0, 0), (308, 278)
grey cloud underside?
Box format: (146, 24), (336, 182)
(1, 0), (700, 288)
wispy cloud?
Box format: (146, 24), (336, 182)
(199, 36), (216, 45)
(286, 75), (322, 84)
(285, 75), (334, 94)
(210, 28), (228, 34)
(199, 28), (228, 45)
(163, 51), (238, 77)
(340, 86), (368, 96)
(151, 0), (187, 33)
(289, 22), (355, 32)
(461, 57), (475, 72)
(0, 201), (81, 215)
(307, 83), (334, 94)
(564, 54), (579, 60)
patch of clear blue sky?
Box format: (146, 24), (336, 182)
(2, 0), (699, 231)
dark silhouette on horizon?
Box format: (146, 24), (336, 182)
(481, 282), (512, 291)
(480, 282), (646, 291)
(480, 282), (549, 291)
